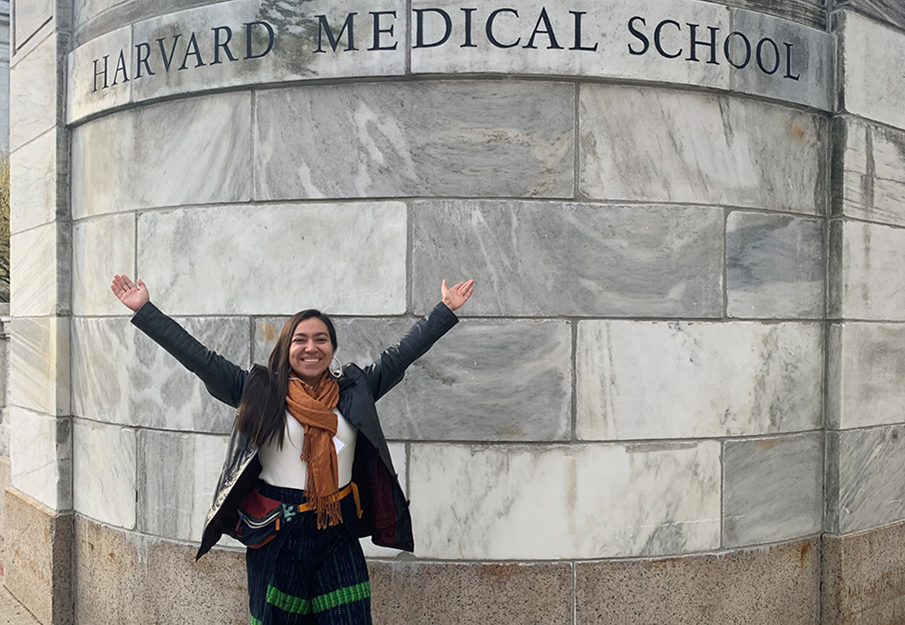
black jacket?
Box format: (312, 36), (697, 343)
(131, 301), (459, 560)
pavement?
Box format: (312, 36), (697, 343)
(0, 584), (39, 625)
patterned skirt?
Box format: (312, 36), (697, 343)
(245, 483), (372, 625)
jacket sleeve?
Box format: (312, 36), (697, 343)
(130, 302), (248, 408)
(362, 302), (459, 402)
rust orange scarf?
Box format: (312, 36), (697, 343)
(286, 374), (341, 529)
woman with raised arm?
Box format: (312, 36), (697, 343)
(110, 274), (474, 625)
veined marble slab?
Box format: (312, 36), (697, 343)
(411, 200), (724, 317)
(580, 85), (827, 213)
(73, 418), (137, 529)
(726, 212), (824, 318)
(71, 315), (250, 432)
(138, 430), (228, 541)
(828, 323), (905, 429)
(10, 222), (70, 318)
(256, 317), (573, 441)
(723, 433), (822, 547)
(10, 317), (70, 417)
(71, 91), (252, 220)
(66, 0), (833, 123)
(10, 406), (71, 511)
(10, 31), (61, 152)
(409, 442), (721, 559)
(137, 203), (407, 316)
(255, 81), (574, 200)
(576, 321), (823, 440)
(10, 130), (66, 235)
(827, 425), (905, 534)
(829, 220), (905, 321)
(834, 117), (905, 228)
(15, 0), (53, 50)
(840, 11), (905, 131)
(72, 214), (135, 317)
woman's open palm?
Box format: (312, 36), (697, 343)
(111, 274), (150, 312)
(441, 279), (474, 312)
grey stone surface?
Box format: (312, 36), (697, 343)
(576, 539), (820, 625)
(577, 321), (823, 440)
(370, 561), (573, 625)
(828, 323), (905, 430)
(255, 81), (574, 200)
(720, 0), (826, 28)
(823, 521), (905, 625)
(9, 129), (67, 235)
(256, 317), (572, 441)
(13, 0), (52, 48)
(71, 315), (250, 432)
(137, 203), (407, 316)
(840, 11), (905, 131)
(833, 116), (905, 227)
(72, 419), (136, 529)
(72, 214), (134, 317)
(409, 441), (721, 559)
(726, 212), (825, 319)
(9, 30), (60, 152)
(411, 200), (724, 317)
(723, 433), (823, 547)
(9, 221), (70, 318)
(9, 317), (70, 418)
(829, 220), (905, 321)
(71, 91), (252, 219)
(66, 25), (131, 123)
(836, 0), (905, 31)
(580, 85), (827, 213)
(9, 407), (71, 512)
(827, 424), (905, 534)
(137, 430), (228, 541)
(729, 8), (834, 110)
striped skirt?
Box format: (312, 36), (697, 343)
(246, 483), (372, 625)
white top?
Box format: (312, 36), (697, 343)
(258, 408), (358, 490)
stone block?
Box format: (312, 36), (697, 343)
(331, 318), (570, 441)
(722, 0), (826, 29)
(823, 521), (905, 625)
(71, 315), (250, 432)
(14, 0), (53, 50)
(833, 116), (905, 227)
(726, 212), (824, 318)
(829, 220), (905, 321)
(408, 441), (721, 559)
(840, 11), (905, 131)
(9, 317), (70, 417)
(836, 0), (905, 31)
(411, 200), (724, 317)
(828, 323), (905, 430)
(10, 129), (67, 235)
(9, 222), (70, 317)
(411, 0), (732, 88)
(10, 407), (71, 511)
(729, 8), (834, 110)
(827, 425), (905, 534)
(74, 0), (126, 29)
(72, 213), (135, 316)
(580, 85), (827, 213)
(723, 433), (823, 548)
(137, 430), (228, 541)
(255, 81), (574, 201)
(10, 31), (62, 152)
(71, 91), (252, 219)
(73, 419), (136, 529)
(576, 321), (823, 440)
(576, 539), (819, 625)
(370, 561), (572, 625)
(137, 203), (407, 315)
(66, 25), (131, 123)
(3, 488), (72, 625)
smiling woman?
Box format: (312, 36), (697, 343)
(108, 273), (473, 625)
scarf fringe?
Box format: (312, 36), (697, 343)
(301, 425), (342, 529)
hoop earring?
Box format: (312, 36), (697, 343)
(330, 357), (342, 378)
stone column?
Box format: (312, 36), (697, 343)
(824, 3), (905, 623)
(5, 1), (73, 623)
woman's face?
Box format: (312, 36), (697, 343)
(288, 317), (335, 386)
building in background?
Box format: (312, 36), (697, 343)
(3, 1), (905, 624)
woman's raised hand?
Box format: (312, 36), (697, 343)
(110, 274), (150, 313)
(441, 279), (474, 312)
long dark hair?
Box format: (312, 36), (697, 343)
(236, 309), (338, 449)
